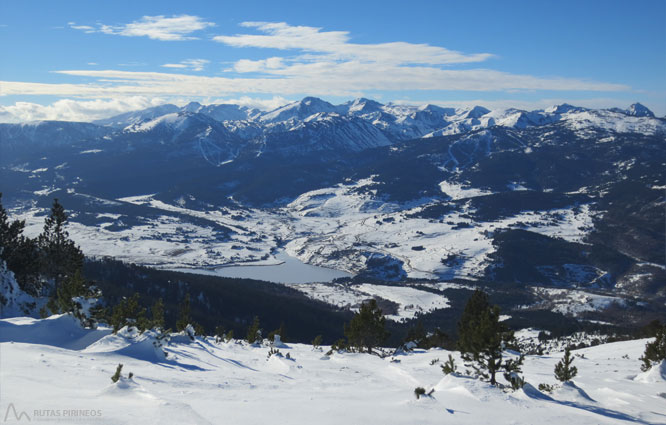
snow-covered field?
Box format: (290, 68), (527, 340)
(14, 176), (595, 281)
(9, 176), (599, 320)
(1, 315), (664, 424)
(529, 287), (627, 317)
(281, 282), (450, 321)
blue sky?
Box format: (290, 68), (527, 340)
(1, 0), (664, 121)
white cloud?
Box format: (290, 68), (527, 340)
(69, 24), (95, 33)
(0, 96), (293, 123)
(8, 65), (619, 97)
(69, 15), (214, 41)
(232, 57), (284, 73)
(0, 97), (168, 123)
(162, 59), (210, 71)
(215, 22), (492, 65)
(206, 95), (290, 111)
(2, 20), (634, 117)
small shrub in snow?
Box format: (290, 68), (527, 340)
(506, 372), (526, 390)
(214, 325), (225, 343)
(268, 322), (286, 343)
(193, 323), (205, 336)
(331, 338), (347, 352)
(111, 364), (123, 383)
(111, 363), (134, 383)
(414, 387), (426, 399)
(430, 358), (440, 366)
(441, 355), (457, 375)
(225, 330), (234, 342)
(639, 324), (666, 372)
(267, 347), (282, 359)
(538, 383), (555, 393)
(312, 334), (323, 349)
(554, 347), (578, 382)
(246, 316), (262, 344)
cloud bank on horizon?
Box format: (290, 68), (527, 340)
(0, 12), (663, 122)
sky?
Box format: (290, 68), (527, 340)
(0, 0), (664, 122)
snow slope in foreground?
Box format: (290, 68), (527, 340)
(0, 315), (664, 424)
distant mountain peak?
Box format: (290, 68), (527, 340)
(465, 106), (491, 119)
(545, 103), (577, 114)
(260, 97), (337, 123)
(626, 103), (655, 118)
(182, 101), (203, 112)
(347, 98), (384, 114)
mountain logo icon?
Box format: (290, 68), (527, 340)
(3, 404), (30, 422)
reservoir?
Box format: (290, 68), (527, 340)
(176, 251), (351, 284)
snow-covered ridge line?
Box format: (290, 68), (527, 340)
(113, 99), (666, 141)
(7, 99), (662, 140)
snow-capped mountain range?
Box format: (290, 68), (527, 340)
(101, 97), (664, 148)
(3, 97), (663, 159)
(1, 97), (664, 329)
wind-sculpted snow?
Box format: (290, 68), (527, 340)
(1, 315), (665, 424)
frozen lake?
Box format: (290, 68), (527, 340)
(174, 251), (351, 284)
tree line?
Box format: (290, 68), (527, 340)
(0, 193), (98, 322)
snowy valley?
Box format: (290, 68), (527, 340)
(1, 97), (665, 424)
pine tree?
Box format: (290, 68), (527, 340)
(457, 289), (515, 385)
(110, 293), (147, 333)
(441, 354), (458, 375)
(225, 329), (234, 342)
(176, 293), (191, 332)
(0, 193), (40, 295)
(151, 298), (165, 330)
(344, 299), (389, 353)
(268, 322), (287, 343)
(246, 316), (261, 344)
(38, 199), (83, 291)
(0, 193), (26, 260)
(215, 325), (226, 342)
(49, 268), (88, 315)
(639, 324), (666, 372)
(405, 321), (426, 346)
(554, 346), (578, 382)
(503, 354), (526, 389)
